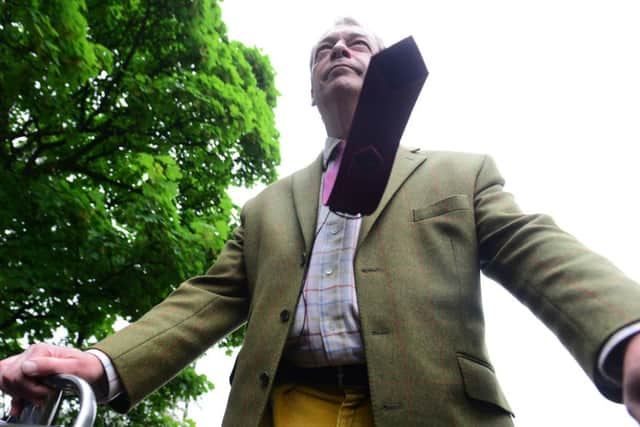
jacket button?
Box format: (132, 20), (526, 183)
(259, 372), (270, 388)
(280, 309), (290, 322)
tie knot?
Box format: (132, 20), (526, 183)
(322, 140), (346, 205)
(329, 139), (346, 162)
(323, 139), (346, 170)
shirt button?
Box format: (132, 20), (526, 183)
(280, 309), (290, 322)
(324, 268), (333, 276)
(259, 372), (270, 388)
(330, 226), (341, 235)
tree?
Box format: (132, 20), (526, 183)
(0, 0), (279, 424)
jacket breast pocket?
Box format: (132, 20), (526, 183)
(412, 195), (471, 222)
(456, 353), (514, 417)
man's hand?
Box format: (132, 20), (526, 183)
(0, 343), (104, 417)
(623, 334), (640, 421)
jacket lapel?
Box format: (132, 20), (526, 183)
(292, 154), (323, 254)
(291, 148), (427, 251)
(358, 147), (428, 247)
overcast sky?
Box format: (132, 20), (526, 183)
(189, 1), (640, 425)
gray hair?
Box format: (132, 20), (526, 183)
(309, 17), (385, 69)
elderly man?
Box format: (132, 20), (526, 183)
(3, 17), (640, 427)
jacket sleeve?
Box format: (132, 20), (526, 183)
(473, 154), (640, 402)
(91, 216), (250, 412)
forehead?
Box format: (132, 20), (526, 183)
(315, 24), (377, 47)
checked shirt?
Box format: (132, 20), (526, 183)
(285, 137), (366, 367)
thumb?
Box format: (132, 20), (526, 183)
(22, 356), (79, 378)
(21, 360), (39, 376)
(23, 354), (103, 384)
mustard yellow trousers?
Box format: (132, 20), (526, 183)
(261, 382), (374, 427)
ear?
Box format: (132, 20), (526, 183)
(311, 87), (316, 106)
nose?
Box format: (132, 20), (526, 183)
(330, 39), (351, 60)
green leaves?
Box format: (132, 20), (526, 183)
(1, 0), (278, 424)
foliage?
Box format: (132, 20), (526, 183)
(0, 0), (278, 424)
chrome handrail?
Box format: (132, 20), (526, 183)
(2, 374), (96, 427)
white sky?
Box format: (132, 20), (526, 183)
(189, 1), (640, 425)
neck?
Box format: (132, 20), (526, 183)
(319, 93), (359, 139)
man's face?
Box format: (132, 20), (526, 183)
(310, 24), (380, 108)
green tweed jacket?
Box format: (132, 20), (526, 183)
(93, 148), (640, 426)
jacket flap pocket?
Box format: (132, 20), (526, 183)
(412, 195), (471, 222)
(457, 353), (514, 416)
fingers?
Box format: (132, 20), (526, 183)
(10, 398), (22, 417)
(623, 335), (640, 421)
(10, 397), (26, 417)
(625, 376), (640, 421)
(19, 344), (102, 383)
(25, 355), (85, 378)
(1, 372), (52, 406)
(0, 343), (101, 406)
(8, 397), (36, 418)
(1, 351), (53, 404)
(624, 377), (640, 421)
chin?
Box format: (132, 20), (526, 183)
(325, 78), (363, 100)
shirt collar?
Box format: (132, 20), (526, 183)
(322, 136), (343, 170)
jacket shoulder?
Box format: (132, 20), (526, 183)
(242, 174), (292, 214)
(424, 149), (489, 164)
(401, 147), (493, 172)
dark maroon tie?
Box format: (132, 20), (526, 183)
(322, 139), (346, 205)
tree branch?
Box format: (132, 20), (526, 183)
(82, 3), (153, 133)
(66, 165), (143, 194)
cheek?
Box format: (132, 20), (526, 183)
(310, 75), (321, 94)
(360, 57), (372, 74)
(309, 70), (320, 90)
(358, 51), (374, 68)
(311, 63), (326, 83)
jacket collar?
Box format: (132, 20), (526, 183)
(291, 146), (428, 254)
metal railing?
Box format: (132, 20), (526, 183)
(1, 374), (96, 427)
